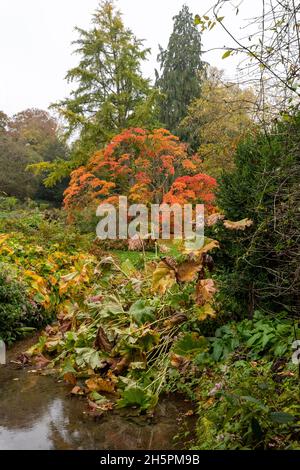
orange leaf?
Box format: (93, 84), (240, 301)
(177, 260), (202, 282)
(85, 377), (115, 393)
(63, 372), (77, 385)
(71, 385), (84, 395)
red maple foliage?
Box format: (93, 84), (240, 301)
(63, 128), (216, 214)
(163, 174), (217, 213)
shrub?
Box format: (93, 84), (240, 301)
(215, 114), (300, 318)
(194, 358), (300, 449)
(193, 313), (300, 450)
(0, 266), (43, 344)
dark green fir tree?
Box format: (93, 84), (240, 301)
(155, 4), (206, 138)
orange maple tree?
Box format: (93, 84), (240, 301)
(63, 128), (217, 213)
(163, 174), (217, 213)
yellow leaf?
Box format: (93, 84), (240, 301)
(222, 49), (233, 59)
(24, 271), (46, 287)
(0, 234), (9, 245)
(197, 303), (216, 321)
(151, 261), (176, 295)
(0, 245), (14, 255)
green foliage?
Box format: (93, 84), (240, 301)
(0, 131), (41, 200)
(215, 113), (300, 318)
(1, 205), (298, 451)
(156, 4), (205, 136)
(0, 108), (68, 203)
(194, 358), (300, 449)
(75, 347), (103, 369)
(173, 333), (207, 358)
(190, 312), (300, 449)
(0, 196), (18, 211)
(205, 312), (299, 363)
(0, 266), (43, 344)
(128, 300), (156, 326)
(117, 386), (157, 411)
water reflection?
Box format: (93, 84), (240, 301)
(0, 362), (194, 450)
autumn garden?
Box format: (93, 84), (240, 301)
(0, 0), (299, 451)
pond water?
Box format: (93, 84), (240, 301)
(0, 337), (195, 450)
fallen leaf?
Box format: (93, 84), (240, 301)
(170, 353), (190, 371)
(87, 398), (114, 413)
(16, 353), (30, 365)
(85, 377), (115, 393)
(33, 354), (51, 369)
(88, 294), (103, 303)
(59, 320), (72, 334)
(112, 357), (130, 375)
(278, 371), (295, 377)
(71, 385), (84, 395)
(63, 372), (77, 385)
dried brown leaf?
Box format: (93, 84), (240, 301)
(196, 279), (217, 306)
(223, 218), (253, 230)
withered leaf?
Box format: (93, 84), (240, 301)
(63, 372), (77, 385)
(170, 353), (190, 373)
(197, 303), (216, 321)
(71, 385), (84, 395)
(177, 260), (202, 282)
(184, 238), (220, 259)
(94, 326), (113, 353)
(223, 218), (253, 230)
(85, 377), (115, 393)
(33, 354), (51, 369)
(112, 356), (130, 375)
(205, 213), (225, 227)
(164, 313), (188, 328)
(196, 279), (217, 306)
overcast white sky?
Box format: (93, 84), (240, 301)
(0, 0), (262, 116)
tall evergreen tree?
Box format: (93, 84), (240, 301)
(155, 4), (205, 136)
(32, 0), (159, 187)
